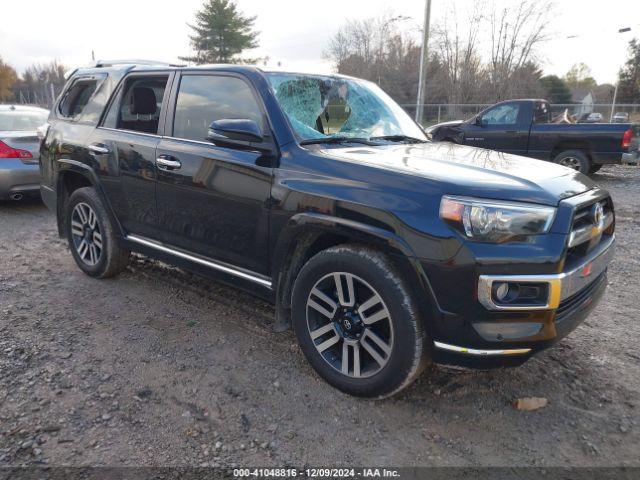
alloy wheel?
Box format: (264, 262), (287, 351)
(70, 202), (103, 266)
(306, 272), (394, 378)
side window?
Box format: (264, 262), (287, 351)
(59, 79), (98, 118)
(173, 75), (263, 142)
(481, 103), (520, 126)
(103, 75), (169, 134)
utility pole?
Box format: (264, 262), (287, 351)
(415, 0), (432, 125)
(610, 82), (619, 123)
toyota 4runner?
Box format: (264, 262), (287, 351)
(40, 61), (615, 398)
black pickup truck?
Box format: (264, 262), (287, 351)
(426, 99), (639, 174)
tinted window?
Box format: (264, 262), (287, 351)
(59, 80), (98, 118)
(103, 75), (169, 134)
(0, 110), (49, 131)
(482, 103), (520, 126)
(173, 75), (263, 142)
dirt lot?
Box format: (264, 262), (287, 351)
(1, 165), (639, 468)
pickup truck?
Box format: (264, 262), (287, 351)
(426, 99), (639, 174)
(40, 64), (615, 398)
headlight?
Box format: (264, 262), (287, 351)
(440, 195), (556, 243)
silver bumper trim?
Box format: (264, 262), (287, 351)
(478, 236), (615, 311)
(434, 341), (531, 356)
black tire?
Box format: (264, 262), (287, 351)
(553, 149), (591, 174)
(65, 187), (130, 278)
(291, 245), (429, 398)
(589, 164), (603, 174)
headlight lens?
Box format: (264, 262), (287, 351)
(440, 195), (556, 242)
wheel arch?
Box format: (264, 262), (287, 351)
(55, 160), (122, 239)
(550, 143), (594, 163)
(271, 212), (440, 332)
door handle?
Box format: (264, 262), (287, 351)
(88, 143), (110, 155)
(157, 155), (182, 170)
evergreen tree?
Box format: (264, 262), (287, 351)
(617, 39), (640, 103)
(540, 75), (572, 103)
(180, 0), (259, 65)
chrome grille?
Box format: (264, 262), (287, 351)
(565, 196), (614, 268)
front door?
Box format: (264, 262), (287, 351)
(155, 73), (273, 275)
(463, 102), (530, 156)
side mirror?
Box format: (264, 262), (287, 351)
(207, 119), (264, 144)
(475, 115), (484, 127)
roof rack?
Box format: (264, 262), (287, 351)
(93, 59), (185, 68)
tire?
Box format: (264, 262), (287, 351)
(553, 149), (591, 174)
(589, 164), (603, 174)
(291, 245), (429, 398)
(65, 187), (130, 278)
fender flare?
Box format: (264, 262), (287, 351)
(55, 159), (124, 238)
(271, 212), (444, 332)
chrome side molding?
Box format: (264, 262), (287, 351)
(434, 341), (531, 356)
(125, 234), (272, 288)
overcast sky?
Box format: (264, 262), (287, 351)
(0, 0), (638, 85)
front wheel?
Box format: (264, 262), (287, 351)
(291, 245), (429, 398)
(553, 149), (591, 174)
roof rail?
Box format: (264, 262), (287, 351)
(93, 59), (184, 68)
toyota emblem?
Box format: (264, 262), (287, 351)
(591, 203), (604, 231)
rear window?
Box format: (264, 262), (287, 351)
(0, 110), (49, 131)
(59, 79), (98, 118)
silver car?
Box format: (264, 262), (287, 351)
(0, 105), (49, 200)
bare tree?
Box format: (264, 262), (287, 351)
(487, 0), (553, 99)
(432, 4), (487, 104)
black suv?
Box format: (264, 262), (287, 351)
(40, 61), (615, 398)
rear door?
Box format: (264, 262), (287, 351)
(155, 72), (273, 275)
(463, 101), (530, 155)
(89, 72), (173, 239)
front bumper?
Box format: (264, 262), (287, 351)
(430, 236), (615, 369)
(0, 159), (41, 199)
(621, 150), (639, 166)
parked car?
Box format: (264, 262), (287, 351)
(612, 112), (630, 123)
(0, 105), (49, 200)
(583, 112), (604, 123)
(41, 63), (615, 397)
(427, 99), (639, 174)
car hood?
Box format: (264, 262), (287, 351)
(321, 142), (595, 206)
(427, 120), (464, 131)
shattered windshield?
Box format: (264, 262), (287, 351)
(266, 73), (426, 144)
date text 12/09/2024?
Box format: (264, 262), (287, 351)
(233, 468), (401, 478)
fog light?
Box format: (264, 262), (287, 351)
(494, 282), (509, 301)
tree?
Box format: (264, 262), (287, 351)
(180, 0), (259, 64)
(12, 61), (67, 105)
(540, 75), (572, 103)
(487, 0), (553, 99)
(564, 63), (597, 90)
(617, 38), (640, 103)
(0, 57), (17, 102)
(325, 14), (440, 105)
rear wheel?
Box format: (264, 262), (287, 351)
(291, 245), (429, 398)
(589, 164), (603, 174)
(553, 149), (590, 174)
(66, 187), (130, 278)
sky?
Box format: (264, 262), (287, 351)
(0, 0), (638, 85)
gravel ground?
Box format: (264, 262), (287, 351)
(0, 165), (639, 468)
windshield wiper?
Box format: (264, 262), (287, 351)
(369, 135), (427, 144)
(299, 136), (375, 146)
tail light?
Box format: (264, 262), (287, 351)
(622, 128), (634, 149)
(0, 140), (33, 159)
